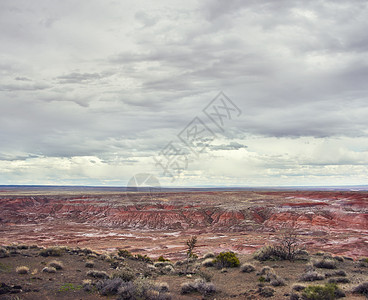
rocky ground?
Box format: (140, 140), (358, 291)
(0, 244), (367, 299)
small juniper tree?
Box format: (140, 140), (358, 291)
(185, 236), (197, 274)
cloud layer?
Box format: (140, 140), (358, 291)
(1, 0), (368, 186)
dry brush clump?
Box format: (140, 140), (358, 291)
(48, 260), (63, 270)
(16, 266), (29, 274)
(313, 258), (337, 269)
(202, 258), (215, 267)
(0, 247), (10, 258)
(87, 270), (110, 279)
(352, 282), (368, 297)
(39, 247), (63, 257)
(203, 252), (215, 259)
(85, 260), (95, 268)
(42, 266), (57, 273)
(240, 263), (256, 273)
(180, 278), (216, 296)
(97, 277), (171, 299)
(300, 271), (324, 282)
(112, 268), (135, 282)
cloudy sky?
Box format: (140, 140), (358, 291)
(1, 0), (368, 187)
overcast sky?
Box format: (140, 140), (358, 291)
(1, 0), (368, 187)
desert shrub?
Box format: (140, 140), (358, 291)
(258, 276), (266, 283)
(87, 270), (109, 279)
(214, 251), (240, 268)
(330, 270), (346, 277)
(97, 277), (124, 296)
(16, 266), (29, 274)
(42, 266), (57, 273)
(180, 278), (216, 296)
(0, 247), (10, 258)
(300, 271), (324, 282)
(49, 260), (63, 270)
(135, 254), (153, 264)
(157, 256), (170, 262)
(197, 270), (213, 282)
(16, 244), (28, 249)
(315, 252), (325, 256)
(174, 260), (185, 266)
(302, 283), (344, 300)
(258, 286), (275, 297)
(117, 278), (171, 300)
(292, 284), (306, 291)
(112, 268), (135, 282)
(203, 252), (215, 259)
(162, 265), (174, 274)
(154, 261), (172, 268)
(58, 283), (82, 292)
(333, 256), (344, 262)
(85, 261), (95, 268)
(342, 256), (353, 261)
(254, 246), (277, 261)
(328, 277), (350, 284)
(202, 258), (215, 267)
(241, 263), (256, 273)
(290, 292), (300, 300)
(258, 266), (274, 276)
(352, 282), (368, 297)
(39, 247), (63, 257)
(269, 275), (286, 287)
(118, 249), (133, 258)
(313, 259), (337, 269)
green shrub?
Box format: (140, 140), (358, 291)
(117, 249), (132, 258)
(302, 283), (344, 300)
(134, 254), (153, 263)
(58, 283), (82, 292)
(158, 255), (170, 262)
(214, 252), (240, 268)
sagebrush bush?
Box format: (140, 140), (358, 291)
(154, 261), (172, 268)
(112, 268), (135, 282)
(135, 254), (153, 263)
(313, 258), (337, 269)
(333, 256), (344, 262)
(114, 278), (171, 300)
(202, 258), (215, 267)
(328, 277), (350, 284)
(85, 260), (95, 268)
(214, 251), (240, 268)
(0, 247), (10, 258)
(352, 282), (368, 297)
(16, 266), (29, 274)
(300, 271), (324, 282)
(49, 260), (63, 270)
(87, 270), (109, 279)
(180, 278), (216, 296)
(42, 266), (57, 273)
(97, 277), (124, 296)
(241, 263), (256, 273)
(203, 252), (215, 259)
(39, 247), (63, 257)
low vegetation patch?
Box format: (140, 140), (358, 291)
(0, 247), (10, 258)
(352, 282), (368, 297)
(112, 267), (135, 282)
(302, 283), (345, 299)
(300, 271), (324, 282)
(42, 266), (57, 273)
(87, 270), (109, 279)
(39, 247), (63, 257)
(16, 266), (29, 274)
(180, 278), (216, 296)
(49, 260), (63, 270)
(213, 251), (240, 268)
(157, 255), (170, 262)
(117, 249), (133, 258)
(58, 283), (82, 292)
(313, 258), (337, 269)
(241, 263), (256, 273)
